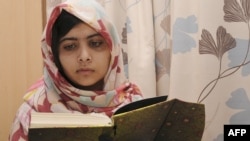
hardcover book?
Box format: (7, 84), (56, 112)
(28, 95), (205, 141)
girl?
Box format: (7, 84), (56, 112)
(9, 0), (142, 140)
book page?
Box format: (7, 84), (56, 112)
(30, 112), (112, 128)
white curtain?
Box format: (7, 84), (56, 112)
(46, 0), (250, 140)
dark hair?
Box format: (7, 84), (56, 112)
(51, 10), (82, 72)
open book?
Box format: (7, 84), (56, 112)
(28, 96), (205, 141)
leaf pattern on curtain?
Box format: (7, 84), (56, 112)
(199, 26), (236, 60)
(153, 0), (171, 96)
(156, 15), (171, 81)
(156, 48), (171, 81)
(224, 0), (250, 76)
(228, 39), (250, 76)
(198, 0), (250, 103)
(173, 15), (198, 53)
(226, 88), (250, 124)
(160, 15), (171, 35)
(224, 0), (250, 23)
(198, 26), (236, 103)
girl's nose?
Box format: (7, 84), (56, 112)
(78, 46), (92, 63)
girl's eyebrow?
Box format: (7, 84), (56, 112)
(59, 37), (77, 44)
(59, 33), (102, 44)
(86, 33), (101, 39)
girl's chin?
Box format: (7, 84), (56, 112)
(72, 81), (103, 91)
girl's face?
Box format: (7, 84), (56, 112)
(58, 23), (111, 87)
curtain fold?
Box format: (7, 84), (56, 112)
(46, 0), (250, 140)
(102, 0), (159, 98)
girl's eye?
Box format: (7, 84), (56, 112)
(63, 44), (76, 50)
(89, 41), (103, 48)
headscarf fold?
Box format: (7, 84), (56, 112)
(9, 0), (142, 140)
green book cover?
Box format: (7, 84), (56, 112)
(28, 96), (205, 141)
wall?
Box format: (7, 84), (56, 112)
(0, 0), (43, 140)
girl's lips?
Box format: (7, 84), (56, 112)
(76, 68), (94, 75)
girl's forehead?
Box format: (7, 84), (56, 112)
(67, 23), (97, 35)
(60, 23), (105, 42)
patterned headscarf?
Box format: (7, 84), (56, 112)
(35, 0), (143, 115)
(9, 0), (142, 140)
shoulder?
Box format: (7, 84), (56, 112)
(11, 102), (35, 138)
(23, 77), (45, 102)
